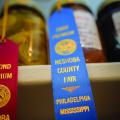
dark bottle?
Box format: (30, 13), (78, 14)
(0, 4), (48, 65)
(53, 3), (106, 63)
(97, 0), (120, 62)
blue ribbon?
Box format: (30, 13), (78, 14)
(48, 8), (98, 120)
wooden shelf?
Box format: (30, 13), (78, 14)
(18, 63), (120, 85)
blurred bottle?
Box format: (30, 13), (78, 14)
(51, 2), (106, 63)
(97, 0), (120, 62)
(0, 4), (48, 65)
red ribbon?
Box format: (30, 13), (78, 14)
(0, 39), (18, 120)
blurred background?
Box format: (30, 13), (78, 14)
(0, 0), (105, 19)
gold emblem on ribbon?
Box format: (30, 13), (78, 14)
(0, 84), (11, 108)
